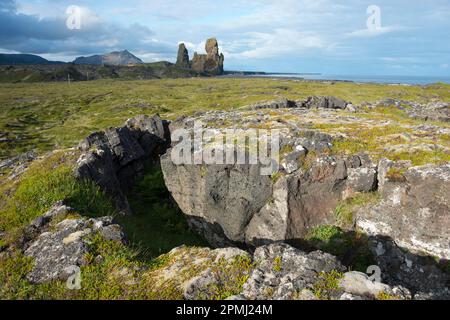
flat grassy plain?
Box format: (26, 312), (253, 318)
(1, 78), (450, 159)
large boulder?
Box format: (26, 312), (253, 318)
(75, 115), (169, 214)
(245, 157), (352, 246)
(160, 156), (273, 246)
(162, 116), (377, 247)
(241, 243), (410, 300)
(357, 163), (450, 260)
(242, 243), (345, 300)
(23, 203), (125, 284)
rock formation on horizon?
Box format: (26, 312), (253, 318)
(176, 43), (190, 68)
(176, 38), (224, 75)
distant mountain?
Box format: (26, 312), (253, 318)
(0, 53), (64, 65)
(73, 50), (144, 66)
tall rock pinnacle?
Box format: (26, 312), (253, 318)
(176, 43), (190, 68)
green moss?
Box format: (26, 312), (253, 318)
(386, 167), (408, 182)
(201, 255), (255, 300)
(391, 149), (450, 166)
(376, 291), (401, 300)
(0, 151), (115, 243)
(334, 192), (380, 227)
(117, 165), (207, 260)
(312, 270), (344, 300)
(273, 256), (283, 272)
(280, 144), (294, 156)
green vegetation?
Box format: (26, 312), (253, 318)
(202, 255), (255, 300)
(377, 291), (401, 300)
(313, 105), (450, 166)
(273, 256), (283, 272)
(385, 167), (408, 182)
(306, 225), (375, 272)
(0, 233), (192, 300)
(0, 151), (115, 243)
(0, 152), (207, 299)
(334, 192), (381, 227)
(0, 77), (449, 300)
(117, 165), (207, 260)
(312, 270), (344, 300)
(1, 78), (450, 160)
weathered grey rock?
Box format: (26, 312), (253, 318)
(357, 163), (450, 260)
(176, 43), (190, 68)
(24, 204), (125, 284)
(281, 147), (307, 174)
(161, 154), (273, 246)
(346, 167), (377, 193)
(164, 246), (250, 300)
(375, 99), (450, 122)
(339, 292), (365, 300)
(75, 115), (169, 214)
(300, 96), (349, 110)
(245, 156), (349, 246)
(297, 130), (333, 152)
(163, 114), (374, 247)
(246, 98), (296, 110)
(242, 243), (345, 300)
(0, 151), (36, 171)
(0, 151), (37, 179)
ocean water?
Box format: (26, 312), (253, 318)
(256, 74), (450, 85)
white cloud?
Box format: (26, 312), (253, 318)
(441, 64), (449, 69)
(345, 25), (404, 38)
(221, 29), (326, 60)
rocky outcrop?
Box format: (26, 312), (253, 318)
(75, 115), (170, 214)
(22, 202), (125, 284)
(375, 99), (450, 122)
(161, 113), (377, 248)
(243, 96), (350, 110)
(242, 243), (345, 300)
(161, 158), (273, 247)
(357, 162), (450, 260)
(239, 243), (409, 300)
(0, 151), (36, 179)
(176, 43), (190, 68)
(190, 38), (224, 75)
(300, 96), (349, 110)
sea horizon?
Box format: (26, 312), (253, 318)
(252, 73), (450, 85)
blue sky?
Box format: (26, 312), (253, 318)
(1, 0), (449, 76)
